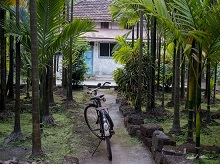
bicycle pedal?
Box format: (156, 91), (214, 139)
(110, 130), (115, 135)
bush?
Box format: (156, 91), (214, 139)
(72, 53), (88, 86)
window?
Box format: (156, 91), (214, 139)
(101, 22), (109, 29)
(100, 43), (116, 57)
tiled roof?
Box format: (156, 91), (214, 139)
(73, 0), (112, 22)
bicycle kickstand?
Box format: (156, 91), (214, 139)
(92, 139), (102, 156)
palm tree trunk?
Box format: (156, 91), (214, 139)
(213, 62), (217, 104)
(62, 2), (68, 89)
(146, 16), (151, 110)
(42, 68), (54, 124)
(0, 8), (6, 112)
(150, 16), (156, 109)
(161, 40), (166, 108)
(157, 36), (161, 91)
(26, 67), (30, 99)
(67, 0), (74, 102)
(53, 54), (57, 86)
(187, 40), (196, 143)
(180, 49), (185, 99)
(136, 8), (143, 112)
(206, 57), (211, 123)
(30, 0), (43, 156)
(49, 59), (55, 106)
(170, 44), (181, 134)
(170, 40), (176, 107)
(62, 56), (67, 88)
(6, 15), (14, 100)
(185, 62), (190, 109)
(195, 44), (202, 158)
(14, 0), (21, 133)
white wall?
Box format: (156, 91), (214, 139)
(92, 42), (122, 76)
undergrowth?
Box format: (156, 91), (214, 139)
(0, 89), (90, 163)
(143, 92), (220, 163)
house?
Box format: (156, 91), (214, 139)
(73, 0), (132, 78)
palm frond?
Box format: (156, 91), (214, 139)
(46, 18), (96, 58)
(37, 0), (66, 54)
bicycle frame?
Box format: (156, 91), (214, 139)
(97, 107), (111, 137)
(84, 82), (113, 160)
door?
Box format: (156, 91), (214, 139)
(84, 46), (93, 75)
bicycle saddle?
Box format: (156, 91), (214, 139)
(90, 94), (104, 100)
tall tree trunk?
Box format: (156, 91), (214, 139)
(49, 59), (55, 106)
(180, 49), (185, 99)
(195, 44), (202, 158)
(170, 44), (181, 134)
(0, 8), (6, 112)
(161, 40), (166, 108)
(136, 10), (143, 112)
(67, 0), (74, 102)
(42, 68), (54, 124)
(185, 62), (190, 109)
(157, 36), (161, 92)
(204, 60), (209, 98)
(146, 16), (151, 110)
(62, 1), (68, 89)
(26, 67), (30, 99)
(150, 16), (156, 109)
(53, 54), (57, 86)
(14, 0), (21, 133)
(30, 0), (43, 156)
(6, 15), (14, 100)
(206, 57), (211, 123)
(62, 56), (67, 88)
(136, 9), (143, 112)
(213, 62), (217, 104)
(187, 40), (196, 143)
(169, 40), (176, 107)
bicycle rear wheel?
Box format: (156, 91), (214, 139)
(84, 105), (102, 139)
(105, 136), (112, 161)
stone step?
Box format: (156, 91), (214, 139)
(95, 75), (114, 81)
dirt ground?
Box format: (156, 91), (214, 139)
(0, 89), (155, 164)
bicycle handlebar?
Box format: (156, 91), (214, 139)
(87, 82), (111, 94)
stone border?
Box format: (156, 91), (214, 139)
(117, 97), (194, 164)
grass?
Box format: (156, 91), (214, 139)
(143, 91), (220, 163)
(0, 89), (91, 163)
(1, 88), (220, 163)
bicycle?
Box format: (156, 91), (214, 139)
(84, 82), (115, 161)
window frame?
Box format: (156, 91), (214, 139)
(101, 22), (109, 29)
(99, 42), (116, 58)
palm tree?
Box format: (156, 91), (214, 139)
(202, 2), (220, 123)
(67, 0), (74, 103)
(0, 7), (6, 113)
(136, 9), (144, 112)
(29, 0), (43, 157)
(180, 50), (185, 99)
(0, 0), (27, 142)
(150, 16), (156, 109)
(114, 0), (220, 156)
(13, 0), (22, 136)
(6, 21), (14, 100)
(170, 43), (181, 134)
(4, 0), (96, 124)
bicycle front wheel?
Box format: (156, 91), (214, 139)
(105, 136), (112, 161)
(84, 105), (102, 139)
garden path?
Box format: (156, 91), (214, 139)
(82, 89), (155, 164)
